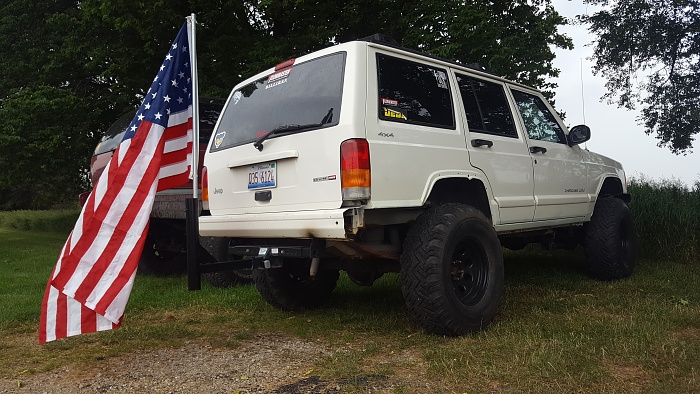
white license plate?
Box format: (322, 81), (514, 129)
(248, 161), (277, 190)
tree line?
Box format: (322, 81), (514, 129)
(1, 0), (696, 209)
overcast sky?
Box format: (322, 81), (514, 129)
(551, 0), (699, 187)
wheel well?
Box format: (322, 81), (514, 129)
(426, 178), (491, 220)
(598, 177), (624, 198)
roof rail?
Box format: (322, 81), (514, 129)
(355, 33), (493, 75)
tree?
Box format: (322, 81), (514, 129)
(0, 0), (108, 209)
(581, 0), (700, 154)
(0, 0), (572, 209)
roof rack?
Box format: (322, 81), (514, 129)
(357, 33), (492, 75)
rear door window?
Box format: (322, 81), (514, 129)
(377, 54), (455, 129)
(211, 52), (346, 152)
(457, 75), (517, 138)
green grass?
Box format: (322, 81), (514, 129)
(2, 227), (700, 393)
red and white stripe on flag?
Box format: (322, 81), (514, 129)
(39, 20), (195, 344)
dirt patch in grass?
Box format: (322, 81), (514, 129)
(605, 362), (653, 392)
(1, 334), (428, 393)
(671, 327), (700, 341)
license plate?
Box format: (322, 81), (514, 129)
(248, 161), (277, 190)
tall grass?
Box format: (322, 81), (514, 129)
(629, 177), (700, 263)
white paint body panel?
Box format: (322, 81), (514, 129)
(200, 41), (627, 240)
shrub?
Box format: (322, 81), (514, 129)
(628, 177), (700, 263)
(0, 209), (80, 234)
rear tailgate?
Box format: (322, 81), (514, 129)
(205, 44), (368, 216)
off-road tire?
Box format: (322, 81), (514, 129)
(400, 203), (504, 336)
(584, 197), (636, 280)
(137, 229), (187, 276)
(253, 260), (340, 311)
(199, 237), (253, 287)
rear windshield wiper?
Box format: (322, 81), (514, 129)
(253, 123), (321, 151)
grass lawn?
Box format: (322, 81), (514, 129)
(1, 227), (699, 393)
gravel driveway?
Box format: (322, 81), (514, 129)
(1, 334), (427, 393)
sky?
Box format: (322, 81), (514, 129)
(550, 0), (700, 187)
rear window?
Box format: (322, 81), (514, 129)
(211, 52), (346, 152)
(377, 54), (454, 129)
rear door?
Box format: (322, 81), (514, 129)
(205, 49), (361, 215)
(364, 49), (469, 209)
(456, 74), (535, 224)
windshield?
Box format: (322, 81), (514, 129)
(211, 52), (346, 152)
(94, 112), (132, 155)
(94, 100), (224, 156)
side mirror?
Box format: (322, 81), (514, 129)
(567, 125), (591, 146)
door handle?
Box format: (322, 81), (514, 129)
(471, 139), (493, 148)
(529, 146), (547, 154)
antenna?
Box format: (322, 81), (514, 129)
(580, 57), (589, 150)
(580, 58), (586, 124)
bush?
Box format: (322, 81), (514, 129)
(628, 177), (700, 263)
(0, 209), (80, 234)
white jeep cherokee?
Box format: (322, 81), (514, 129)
(199, 35), (635, 336)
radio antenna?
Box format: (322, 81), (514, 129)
(580, 57), (587, 125)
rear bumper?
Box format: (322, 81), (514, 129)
(199, 208), (355, 239)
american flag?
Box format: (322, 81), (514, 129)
(39, 21), (195, 343)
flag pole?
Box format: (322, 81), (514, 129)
(186, 13), (202, 291)
(188, 13), (200, 197)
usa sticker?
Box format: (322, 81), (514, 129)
(382, 98), (398, 106)
(232, 91), (242, 105)
(214, 131), (226, 148)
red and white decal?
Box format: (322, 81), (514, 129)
(267, 68), (292, 83)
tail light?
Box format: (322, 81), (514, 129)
(201, 166), (209, 203)
(340, 139), (371, 201)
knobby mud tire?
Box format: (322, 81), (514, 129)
(400, 203), (504, 336)
(200, 237), (253, 287)
(137, 231), (187, 276)
(253, 260), (339, 311)
(584, 197), (636, 280)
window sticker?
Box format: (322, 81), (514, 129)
(214, 131), (226, 148)
(266, 68), (292, 89)
(433, 70), (448, 89)
(383, 107), (407, 120)
(232, 91), (242, 105)
(382, 98), (398, 106)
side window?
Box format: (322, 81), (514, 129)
(456, 74), (517, 137)
(377, 54), (454, 129)
(511, 90), (565, 143)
